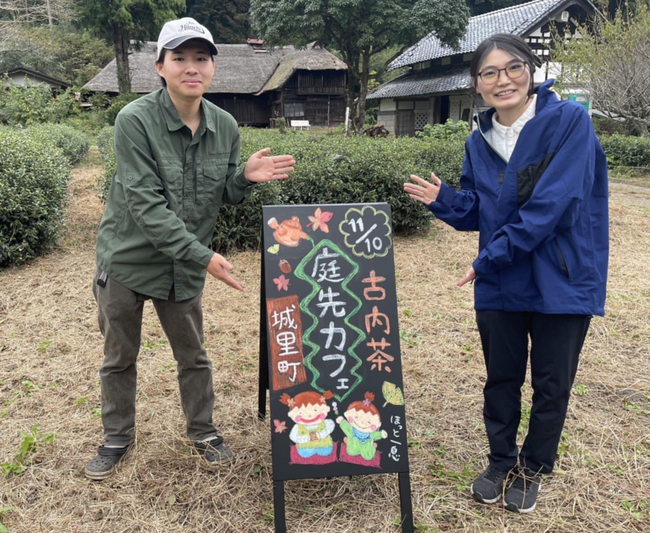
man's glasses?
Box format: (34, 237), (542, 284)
(478, 62), (527, 85)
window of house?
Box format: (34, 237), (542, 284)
(284, 102), (305, 118)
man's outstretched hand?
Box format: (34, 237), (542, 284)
(244, 148), (295, 183)
(207, 253), (243, 291)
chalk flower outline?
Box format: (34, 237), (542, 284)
(273, 274), (290, 291)
(273, 419), (287, 433)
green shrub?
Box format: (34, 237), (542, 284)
(0, 82), (82, 126)
(415, 119), (470, 141)
(219, 129), (464, 252)
(0, 81), (54, 126)
(25, 123), (90, 165)
(0, 128), (70, 268)
(63, 112), (107, 137)
(105, 94), (141, 126)
(600, 134), (650, 169)
(96, 128), (466, 253)
(592, 116), (636, 137)
(96, 126), (116, 201)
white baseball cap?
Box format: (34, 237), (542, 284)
(156, 17), (217, 61)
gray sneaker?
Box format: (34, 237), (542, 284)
(470, 465), (510, 504)
(504, 467), (542, 513)
(84, 444), (132, 480)
(193, 436), (233, 463)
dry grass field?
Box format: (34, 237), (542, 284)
(0, 150), (649, 532)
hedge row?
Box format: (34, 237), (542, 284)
(600, 134), (650, 169)
(98, 127), (466, 252)
(25, 123), (90, 165)
(0, 128), (70, 267)
(96, 126), (116, 202)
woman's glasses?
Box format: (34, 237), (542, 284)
(478, 62), (527, 85)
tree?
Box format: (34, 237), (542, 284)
(466, 0), (531, 15)
(0, 0), (73, 48)
(250, 0), (470, 133)
(186, 0), (250, 43)
(0, 26), (113, 86)
(0, 0), (73, 27)
(554, 5), (650, 135)
(76, 0), (185, 94)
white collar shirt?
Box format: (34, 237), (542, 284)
(488, 94), (537, 162)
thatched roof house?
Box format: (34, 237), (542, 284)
(368, 0), (599, 136)
(84, 41), (348, 127)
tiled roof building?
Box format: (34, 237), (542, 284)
(369, 0), (599, 136)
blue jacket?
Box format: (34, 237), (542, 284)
(428, 80), (609, 315)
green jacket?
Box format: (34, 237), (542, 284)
(340, 419), (383, 460)
(96, 89), (254, 300)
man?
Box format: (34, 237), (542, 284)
(85, 17), (295, 480)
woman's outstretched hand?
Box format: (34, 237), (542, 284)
(403, 173), (442, 206)
(457, 267), (476, 287)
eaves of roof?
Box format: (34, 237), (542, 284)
(368, 66), (471, 100)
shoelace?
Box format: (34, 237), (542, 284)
(511, 469), (540, 491)
(484, 465), (506, 483)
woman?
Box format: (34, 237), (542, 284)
(404, 34), (608, 513)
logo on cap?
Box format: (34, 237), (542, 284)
(178, 22), (205, 34)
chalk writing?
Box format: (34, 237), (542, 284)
(295, 240), (365, 402)
(339, 206), (393, 259)
(267, 295), (307, 390)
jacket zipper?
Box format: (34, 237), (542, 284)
(473, 114), (509, 165)
(555, 241), (570, 279)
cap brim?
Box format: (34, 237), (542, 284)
(161, 36), (217, 56)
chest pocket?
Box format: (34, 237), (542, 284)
(198, 154), (230, 204)
(158, 160), (183, 199)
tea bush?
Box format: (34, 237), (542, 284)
(0, 128), (70, 267)
(105, 94), (141, 126)
(415, 119), (470, 141)
(0, 83), (81, 126)
(96, 126), (116, 201)
(97, 128), (466, 253)
(25, 123), (90, 165)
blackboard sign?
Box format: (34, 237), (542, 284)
(260, 203), (410, 482)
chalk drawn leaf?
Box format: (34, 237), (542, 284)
(273, 274), (290, 291)
(267, 244), (280, 255)
(307, 207), (334, 233)
(382, 381), (404, 408)
(273, 419), (287, 433)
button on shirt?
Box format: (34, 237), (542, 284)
(488, 95), (537, 162)
(96, 88), (254, 301)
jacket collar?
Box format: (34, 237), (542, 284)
(159, 88), (216, 133)
(474, 78), (557, 133)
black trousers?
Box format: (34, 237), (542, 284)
(475, 311), (591, 474)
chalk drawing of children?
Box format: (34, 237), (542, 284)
(337, 392), (387, 466)
(280, 390), (338, 465)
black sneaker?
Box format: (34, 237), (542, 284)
(84, 443), (132, 480)
(193, 436), (233, 463)
(471, 465), (510, 504)
(504, 467), (542, 513)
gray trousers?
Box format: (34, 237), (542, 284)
(92, 267), (216, 446)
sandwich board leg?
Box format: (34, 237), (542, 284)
(398, 472), (414, 533)
(273, 480), (287, 533)
(258, 251), (268, 420)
